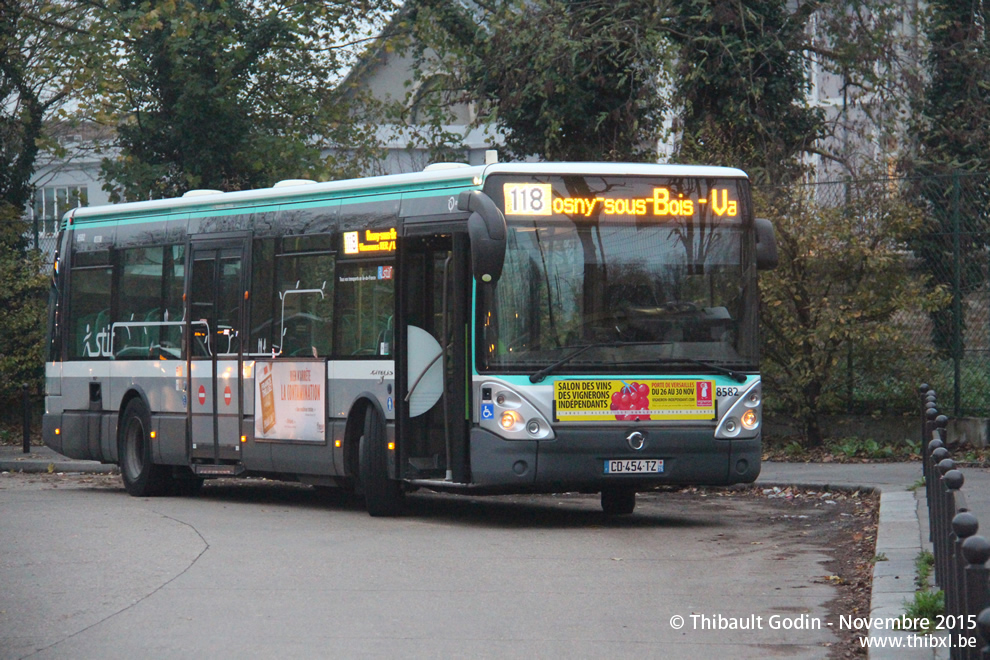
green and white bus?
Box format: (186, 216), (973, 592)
(42, 161), (777, 516)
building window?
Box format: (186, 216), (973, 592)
(33, 185), (88, 234)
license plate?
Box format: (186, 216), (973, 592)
(604, 459), (664, 474)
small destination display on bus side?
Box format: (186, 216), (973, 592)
(554, 379), (716, 422)
(342, 228), (397, 255)
(503, 182), (739, 219)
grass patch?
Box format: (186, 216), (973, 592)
(916, 550), (935, 588)
(901, 590), (944, 631)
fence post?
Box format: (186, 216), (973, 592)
(22, 383), (30, 454)
(952, 511), (977, 659)
(936, 458), (958, 587)
(963, 535), (990, 660)
(931, 447), (951, 547)
(952, 171), (962, 416)
(920, 383), (932, 474)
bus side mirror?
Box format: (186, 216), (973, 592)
(755, 217), (778, 271)
(459, 190), (507, 284)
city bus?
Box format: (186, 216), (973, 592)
(42, 160), (778, 516)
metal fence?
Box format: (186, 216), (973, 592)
(790, 172), (990, 418)
(920, 385), (990, 658)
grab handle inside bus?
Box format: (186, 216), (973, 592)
(458, 190), (507, 284)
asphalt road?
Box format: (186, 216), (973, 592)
(1, 472), (844, 659)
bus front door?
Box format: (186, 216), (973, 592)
(396, 232), (471, 483)
(188, 240), (246, 471)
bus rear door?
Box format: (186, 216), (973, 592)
(187, 237), (247, 473)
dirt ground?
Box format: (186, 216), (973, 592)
(677, 485), (879, 659)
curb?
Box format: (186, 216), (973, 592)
(0, 451), (116, 475)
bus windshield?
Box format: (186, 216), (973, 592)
(479, 174), (760, 375)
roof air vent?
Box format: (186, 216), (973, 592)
(424, 163), (470, 172)
(182, 189), (223, 197)
(273, 179), (318, 188)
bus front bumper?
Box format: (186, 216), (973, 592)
(469, 426), (760, 492)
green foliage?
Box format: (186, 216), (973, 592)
(409, 0), (668, 162)
(831, 437), (895, 459)
(759, 179), (949, 445)
(668, 0), (824, 186)
(915, 550), (934, 587)
(0, 1), (100, 209)
(909, 0), (990, 355)
(0, 203), (48, 403)
(902, 589), (943, 630)
(93, 0), (396, 200)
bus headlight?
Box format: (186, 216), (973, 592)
(714, 380), (762, 440)
(500, 411), (517, 430)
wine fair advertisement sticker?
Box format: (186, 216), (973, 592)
(553, 380), (716, 422)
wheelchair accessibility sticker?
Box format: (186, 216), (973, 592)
(481, 403), (495, 420)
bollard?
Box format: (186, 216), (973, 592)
(963, 536), (990, 660)
(944, 470), (966, 618)
(953, 513), (978, 659)
(930, 443), (948, 541)
(937, 414), (949, 444)
(936, 459), (958, 587)
(979, 606), (990, 660)
(22, 383), (30, 454)
(921, 383), (932, 473)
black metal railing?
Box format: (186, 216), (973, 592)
(920, 383), (990, 658)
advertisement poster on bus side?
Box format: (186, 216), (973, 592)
(553, 379), (715, 422)
(254, 361), (326, 441)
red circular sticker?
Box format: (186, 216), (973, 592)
(198, 385), (206, 406)
(224, 386), (232, 406)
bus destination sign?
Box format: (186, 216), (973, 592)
(503, 182), (738, 219)
(343, 228), (397, 255)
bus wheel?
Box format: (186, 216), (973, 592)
(118, 399), (169, 497)
(358, 407), (404, 517)
(601, 486), (636, 515)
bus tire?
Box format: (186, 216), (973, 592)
(118, 399), (169, 497)
(601, 486), (636, 515)
(359, 407), (403, 517)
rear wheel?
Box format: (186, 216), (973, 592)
(359, 407), (404, 517)
(118, 399), (169, 497)
(601, 486), (636, 515)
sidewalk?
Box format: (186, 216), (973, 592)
(761, 461), (990, 659)
(0, 444), (116, 474)
(5, 445), (990, 659)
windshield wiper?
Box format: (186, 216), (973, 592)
(528, 344), (747, 384)
(529, 341), (669, 383)
(660, 358), (747, 383)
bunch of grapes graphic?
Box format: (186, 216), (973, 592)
(610, 382), (651, 421)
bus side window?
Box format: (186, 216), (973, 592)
(274, 249), (334, 358)
(335, 262), (393, 357)
(116, 247), (165, 358)
(67, 266), (112, 359)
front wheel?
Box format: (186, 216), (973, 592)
(601, 486), (636, 515)
(359, 407), (404, 517)
(118, 399), (169, 497)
